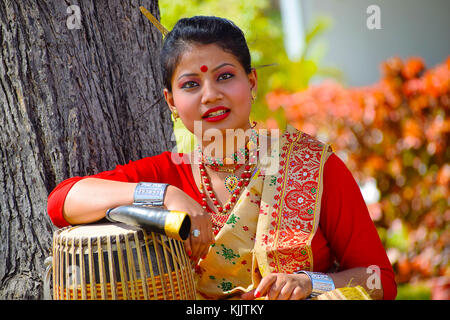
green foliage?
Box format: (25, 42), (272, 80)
(159, 0), (269, 35)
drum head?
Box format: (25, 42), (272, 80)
(55, 222), (150, 245)
(58, 222), (140, 238)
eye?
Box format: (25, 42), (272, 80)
(218, 72), (234, 81)
(181, 80), (198, 89)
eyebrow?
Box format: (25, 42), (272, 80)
(177, 63), (236, 81)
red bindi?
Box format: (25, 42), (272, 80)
(200, 65), (208, 72)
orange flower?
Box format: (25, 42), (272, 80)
(401, 57), (425, 80)
(402, 119), (423, 148)
(381, 56), (403, 78)
(423, 61), (450, 98)
(403, 78), (424, 97)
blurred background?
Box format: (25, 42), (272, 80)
(158, 0), (449, 299)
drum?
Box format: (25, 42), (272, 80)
(51, 222), (196, 300)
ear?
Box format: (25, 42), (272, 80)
(163, 88), (176, 112)
(248, 68), (258, 93)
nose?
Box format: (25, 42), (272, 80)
(201, 80), (223, 105)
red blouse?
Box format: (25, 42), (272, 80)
(47, 151), (397, 299)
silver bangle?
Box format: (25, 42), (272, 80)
(296, 270), (335, 297)
(133, 182), (168, 206)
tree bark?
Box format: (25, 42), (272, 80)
(0, 0), (173, 299)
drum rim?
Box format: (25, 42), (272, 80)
(53, 222), (170, 246)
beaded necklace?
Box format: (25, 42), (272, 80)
(197, 135), (259, 235)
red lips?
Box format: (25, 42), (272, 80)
(202, 106), (231, 122)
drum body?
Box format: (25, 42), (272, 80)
(52, 222), (196, 300)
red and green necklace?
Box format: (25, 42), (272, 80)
(197, 133), (259, 234)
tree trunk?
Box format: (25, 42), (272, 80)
(0, 0), (173, 299)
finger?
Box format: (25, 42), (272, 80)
(289, 286), (307, 300)
(199, 243), (210, 260)
(207, 216), (215, 244)
(254, 274), (277, 298)
(189, 220), (203, 259)
(203, 222), (216, 259)
(196, 214), (214, 259)
(277, 282), (295, 300)
(191, 231), (207, 259)
(184, 238), (192, 258)
(187, 230), (200, 260)
(198, 223), (211, 258)
(190, 232), (201, 260)
(266, 276), (286, 300)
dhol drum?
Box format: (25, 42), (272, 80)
(51, 220), (196, 300)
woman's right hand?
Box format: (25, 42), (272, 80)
(164, 185), (214, 261)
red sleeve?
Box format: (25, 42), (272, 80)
(47, 152), (198, 228)
(320, 153), (397, 300)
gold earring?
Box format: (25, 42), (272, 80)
(251, 91), (257, 102)
(171, 109), (179, 120)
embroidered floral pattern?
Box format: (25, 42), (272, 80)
(269, 176), (277, 186)
(225, 213), (240, 228)
(217, 279), (235, 292)
(216, 244), (240, 264)
(258, 128), (329, 274)
(284, 181), (318, 220)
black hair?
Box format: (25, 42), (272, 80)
(160, 16), (252, 92)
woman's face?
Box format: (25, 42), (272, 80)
(164, 43), (257, 136)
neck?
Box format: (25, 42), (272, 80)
(198, 123), (252, 154)
(196, 123), (258, 166)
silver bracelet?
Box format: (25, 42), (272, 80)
(133, 182), (168, 206)
(296, 270), (335, 297)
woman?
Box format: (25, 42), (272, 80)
(47, 16), (397, 300)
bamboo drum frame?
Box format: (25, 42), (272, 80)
(52, 223), (196, 300)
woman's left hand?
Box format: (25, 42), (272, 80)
(241, 273), (312, 300)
